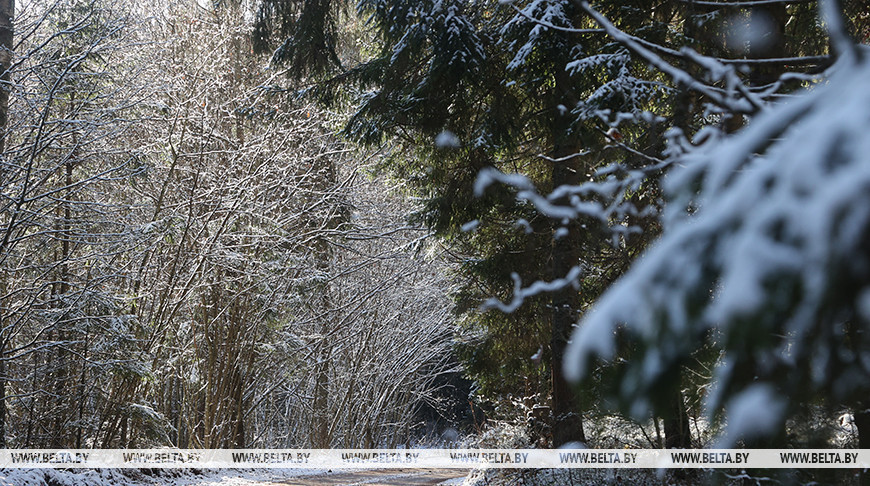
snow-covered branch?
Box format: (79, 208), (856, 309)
(578, 1), (765, 114)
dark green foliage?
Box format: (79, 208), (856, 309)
(254, 0), (344, 78)
(251, 0), (695, 443)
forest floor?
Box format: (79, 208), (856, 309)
(462, 468), (870, 486)
(2, 466), (867, 485)
(0, 468), (471, 486)
(190, 469), (469, 486)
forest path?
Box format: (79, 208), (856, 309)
(255, 468), (468, 485)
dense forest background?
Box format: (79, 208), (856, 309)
(0, 0), (868, 471)
(0, 0), (459, 449)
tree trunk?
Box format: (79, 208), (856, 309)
(0, 0), (13, 451)
(855, 407), (870, 486)
(0, 0), (11, 144)
(549, 64), (586, 446)
(748, 5), (789, 86)
(312, 283), (331, 448)
(549, 158), (586, 446)
(855, 407), (870, 449)
(663, 387), (692, 448)
(312, 343), (330, 447)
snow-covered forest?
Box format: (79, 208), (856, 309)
(0, 0), (869, 483)
(0, 0), (458, 450)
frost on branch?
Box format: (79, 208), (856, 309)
(565, 50), (870, 443)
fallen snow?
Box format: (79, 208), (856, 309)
(0, 468), (335, 486)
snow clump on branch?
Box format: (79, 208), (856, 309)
(564, 50), (870, 443)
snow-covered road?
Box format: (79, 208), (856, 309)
(191, 469), (468, 486)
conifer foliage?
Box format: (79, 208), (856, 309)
(253, 0), (870, 454)
(253, 0), (676, 446)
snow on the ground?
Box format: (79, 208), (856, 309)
(463, 467), (667, 486)
(173, 468), (334, 485)
(0, 468), (335, 486)
(438, 476), (468, 485)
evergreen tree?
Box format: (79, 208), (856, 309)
(560, 0), (870, 457)
(253, 0), (673, 445)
